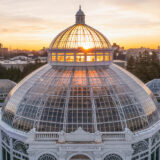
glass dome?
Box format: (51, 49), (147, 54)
(48, 7), (112, 66)
(1, 7), (160, 134)
(2, 64), (159, 133)
(50, 24), (111, 50)
(146, 79), (160, 95)
(0, 79), (16, 96)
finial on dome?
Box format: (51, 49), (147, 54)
(75, 5), (85, 24)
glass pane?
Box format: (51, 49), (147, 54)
(87, 56), (95, 62)
(57, 56), (64, 62)
(51, 24), (110, 49)
(66, 56), (74, 62)
(105, 56), (109, 61)
(76, 56), (85, 62)
(97, 56), (104, 61)
(52, 56), (56, 61)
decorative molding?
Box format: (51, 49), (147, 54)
(58, 127), (102, 143)
(13, 140), (28, 154)
(104, 154), (123, 160)
(38, 153), (57, 160)
(125, 128), (133, 142)
(132, 140), (149, 155)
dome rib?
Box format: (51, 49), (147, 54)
(97, 67), (127, 130)
(86, 68), (98, 132)
(84, 25), (97, 49)
(64, 25), (78, 49)
(62, 69), (75, 132)
(87, 25), (111, 49)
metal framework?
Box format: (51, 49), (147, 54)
(48, 23), (112, 66)
(49, 24), (111, 50)
(1, 6), (160, 160)
(104, 154), (123, 160)
(2, 64), (159, 133)
(38, 154), (57, 160)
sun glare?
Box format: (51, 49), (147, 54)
(81, 42), (94, 50)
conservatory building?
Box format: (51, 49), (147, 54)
(146, 79), (160, 103)
(1, 7), (160, 160)
(0, 79), (16, 107)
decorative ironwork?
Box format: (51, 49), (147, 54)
(38, 154), (57, 160)
(104, 154), (123, 160)
(132, 140), (149, 155)
(50, 24), (111, 50)
(13, 140), (29, 154)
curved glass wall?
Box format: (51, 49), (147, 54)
(48, 52), (112, 65)
(146, 79), (160, 95)
(50, 24), (111, 50)
(2, 64), (159, 133)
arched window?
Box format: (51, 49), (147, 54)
(13, 140), (28, 154)
(38, 154), (57, 160)
(104, 154), (123, 160)
(70, 154), (90, 160)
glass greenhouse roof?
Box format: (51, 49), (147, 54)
(0, 79), (16, 94)
(50, 24), (111, 50)
(146, 79), (160, 95)
(2, 64), (159, 133)
(1, 7), (160, 135)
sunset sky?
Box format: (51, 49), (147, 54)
(0, 0), (160, 50)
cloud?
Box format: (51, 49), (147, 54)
(0, 0), (160, 49)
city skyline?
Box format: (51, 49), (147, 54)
(0, 0), (160, 50)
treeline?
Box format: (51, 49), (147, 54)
(0, 62), (46, 83)
(127, 51), (160, 83)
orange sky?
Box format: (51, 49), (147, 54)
(0, 0), (160, 50)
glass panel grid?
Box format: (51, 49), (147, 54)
(51, 24), (111, 49)
(2, 64), (159, 133)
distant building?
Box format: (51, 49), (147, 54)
(10, 56), (30, 61)
(126, 47), (160, 62)
(37, 56), (47, 63)
(158, 46), (160, 53)
(0, 43), (8, 56)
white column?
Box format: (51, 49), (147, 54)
(148, 138), (152, 160)
(10, 137), (13, 160)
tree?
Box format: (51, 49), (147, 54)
(127, 56), (135, 73)
(126, 51), (160, 83)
